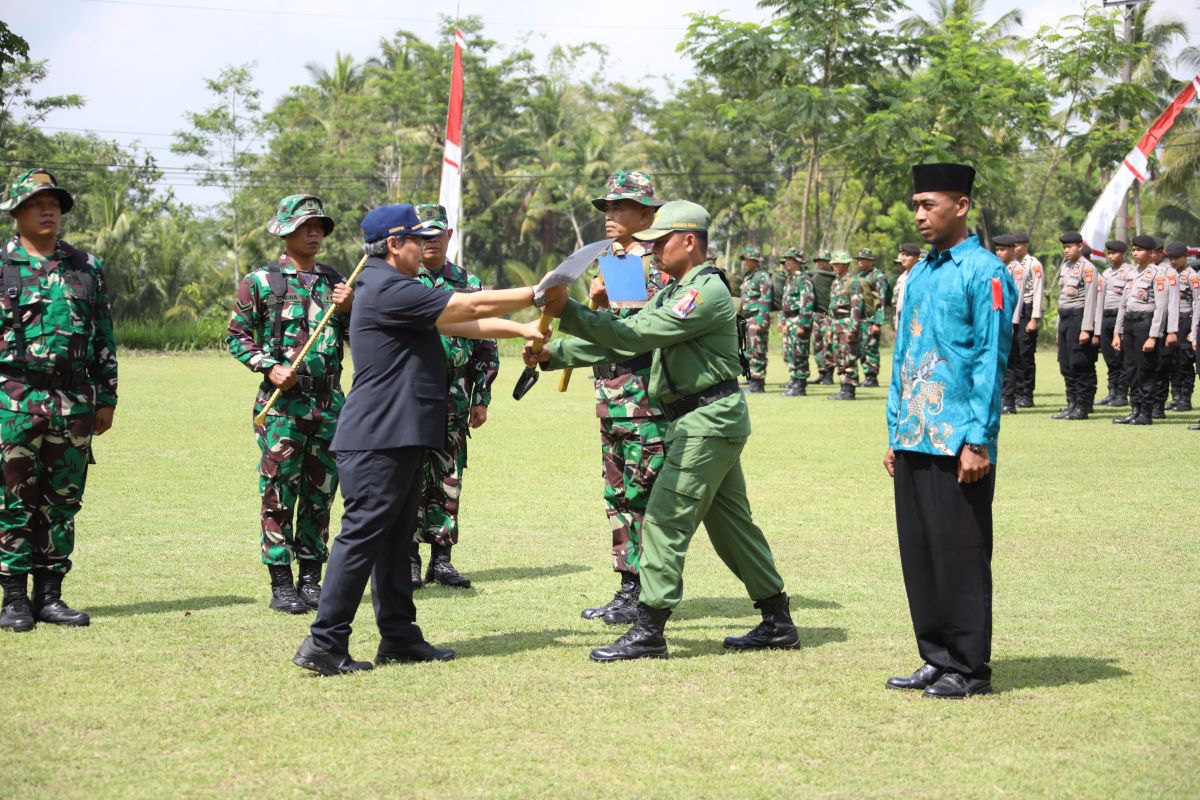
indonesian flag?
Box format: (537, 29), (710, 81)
(1079, 74), (1200, 251)
(438, 29), (466, 263)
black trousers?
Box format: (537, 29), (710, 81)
(1171, 316), (1195, 401)
(310, 446), (426, 654)
(1099, 311), (1125, 395)
(1058, 307), (1096, 404)
(1120, 314), (1160, 405)
(1009, 303), (1037, 400)
(894, 451), (995, 680)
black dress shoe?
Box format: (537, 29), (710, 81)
(886, 663), (942, 691)
(922, 671), (992, 699)
(292, 636), (374, 676)
(375, 639), (456, 665)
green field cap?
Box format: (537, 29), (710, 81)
(632, 200), (710, 242)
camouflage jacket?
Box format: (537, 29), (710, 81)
(830, 273), (865, 323)
(860, 268), (890, 325)
(417, 260), (498, 421)
(0, 236), (118, 417)
(225, 255), (348, 421)
(740, 268), (773, 324)
(780, 271), (815, 328)
(594, 243), (668, 419)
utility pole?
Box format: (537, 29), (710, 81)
(1105, 0), (1149, 240)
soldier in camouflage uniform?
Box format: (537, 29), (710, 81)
(739, 245), (772, 393)
(855, 248), (889, 388)
(778, 247), (815, 396)
(826, 250), (864, 401)
(410, 204), (499, 589)
(578, 171), (670, 625)
(809, 251), (836, 384)
(0, 168), (117, 632)
(226, 195), (352, 614)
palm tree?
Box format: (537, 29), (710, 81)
(898, 0), (1023, 49)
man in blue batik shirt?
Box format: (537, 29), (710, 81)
(882, 163), (1017, 699)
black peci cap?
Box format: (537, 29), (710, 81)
(911, 162), (975, 196)
(899, 242), (923, 256)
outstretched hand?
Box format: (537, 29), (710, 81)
(519, 321), (551, 346)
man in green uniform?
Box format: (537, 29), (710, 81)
(739, 245), (772, 393)
(778, 247), (815, 396)
(856, 248), (889, 388)
(0, 168), (117, 632)
(226, 195), (351, 614)
(826, 251), (865, 400)
(578, 171), (670, 625)
(809, 251), (836, 385)
(409, 204), (499, 589)
(528, 200), (798, 661)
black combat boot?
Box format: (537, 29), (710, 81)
(1015, 395), (1034, 408)
(0, 573), (35, 633)
(582, 573), (637, 620)
(1131, 404), (1153, 425)
(410, 549), (424, 589)
(426, 544), (472, 588)
(723, 592), (801, 651)
(589, 603), (671, 662)
(296, 559), (322, 610)
(1113, 403), (1139, 425)
(268, 564), (309, 614)
(1001, 396), (1017, 414)
(744, 379), (765, 394)
(1151, 401), (1166, 420)
(1188, 420), (1200, 430)
(1051, 390), (1073, 419)
(601, 574), (641, 625)
(1096, 378), (1114, 406)
(861, 374), (879, 388)
(782, 380), (807, 397)
(827, 384), (856, 400)
(1110, 384), (1129, 407)
(31, 571), (90, 626)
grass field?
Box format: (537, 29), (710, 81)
(7, 347), (1199, 798)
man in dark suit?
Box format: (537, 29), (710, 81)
(293, 203), (563, 676)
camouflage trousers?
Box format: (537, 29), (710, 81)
(860, 321), (882, 379)
(782, 316), (811, 382)
(825, 316), (860, 386)
(744, 319), (770, 381)
(0, 408), (92, 576)
(600, 415), (667, 574)
(811, 313), (832, 374)
(256, 412), (337, 566)
(416, 421), (469, 547)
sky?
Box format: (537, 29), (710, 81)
(7, 0), (1197, 205)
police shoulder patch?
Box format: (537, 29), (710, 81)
(1084, 267), (1094, 283)
(1034, 265), (1042, 278)
(1191, 275), (1199, 289)
(1168, 274), (1177, 286)
(1156, 276), (1166, 291)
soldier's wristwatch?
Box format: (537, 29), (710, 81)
(532, 287), (548, 308)
(966, 443), (987, 456)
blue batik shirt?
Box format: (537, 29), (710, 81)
(886, 234), (1017, 463)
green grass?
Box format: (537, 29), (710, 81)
(7, 348), (1199, 798)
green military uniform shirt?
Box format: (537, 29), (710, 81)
(546, 262), (748, 441)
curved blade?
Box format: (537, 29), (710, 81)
(537, 238), (615, 289)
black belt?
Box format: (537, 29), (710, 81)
(662, 379), (739, 422)
(0, 367), (88, 391)
(265, 373), (340, 394)
(593, 353), (652, 381)
(1103, 309), (1119, 318)
(1125, 311), (1154, 321)
(1059, 306), (1084, 318)
(1022, 301), (1033, 310)
(832, 311), (852, 319)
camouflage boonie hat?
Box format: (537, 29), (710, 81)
(830, 250), (853, 264)
(783, 247), (807, 261)
(266, 194), (334, 238)
(1, 168), (74, 214)
(742, 245), (762, 260)
(856, 248), (875, 261)
(815, 250), (832, 262)
(414, 203), (449, 231)
(591, 170), (665, 211)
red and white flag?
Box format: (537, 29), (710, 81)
(438, 29), (466, 263)
(1079, 74), (1199, 250)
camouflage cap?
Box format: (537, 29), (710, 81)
(414, 203), (449, 231)
(815, 250), (832, 262)
(591, 170), (665, 211)
(1, 168), (74, 214)
(741, 245), (762, 260)
(266, 194), (334, 238)
(856, 248), (875, 261)
(830, 250), (853, 265)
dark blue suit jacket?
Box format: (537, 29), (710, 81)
(331, 257), (452, 452)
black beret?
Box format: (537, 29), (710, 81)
(1059, 231), (1083, 244)
(1165, 241), (1187, 258)
(1011, 230), (1030, 244)
(1104, 240), (1128, 252)
(1154, 237), (1165, 249)
(1131, 234), (1157, 249)
(912, 162), (975, 196)
(899, 242), (922, 256)
(992, 234), (1015, 247)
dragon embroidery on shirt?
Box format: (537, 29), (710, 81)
(896, 348), (954, 455)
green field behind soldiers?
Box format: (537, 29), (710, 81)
(7, 348), (1199, 798)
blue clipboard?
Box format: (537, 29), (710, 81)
(598, 254), (648, 303)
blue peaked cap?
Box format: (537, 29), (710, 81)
(361, 204), (442, 244)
